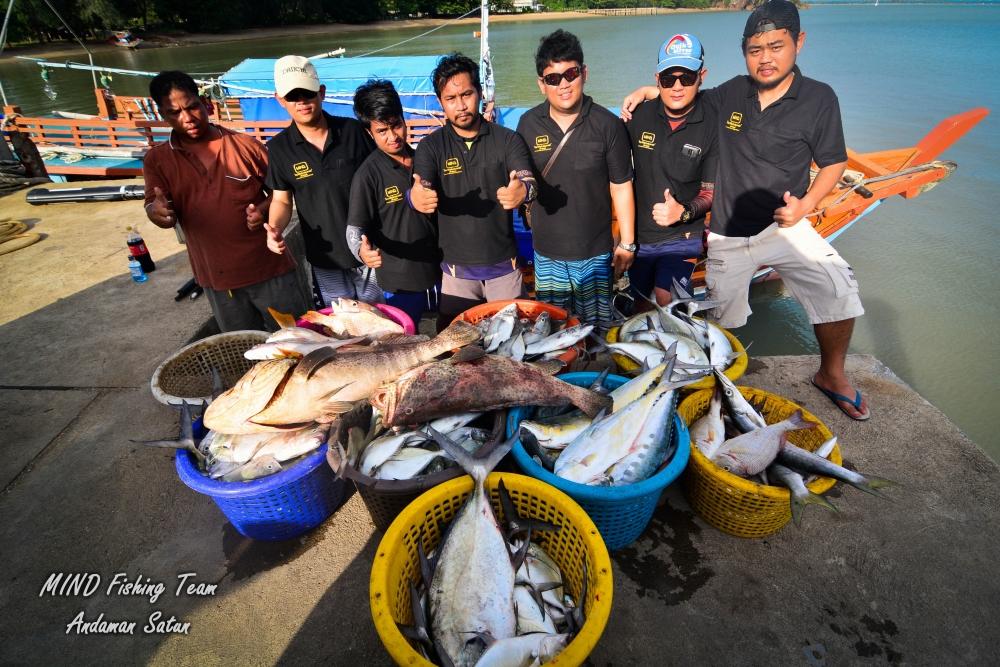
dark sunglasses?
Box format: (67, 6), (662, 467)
(541, 66), (583, 87)
(658, 70), (700, 88)
(284, 89), (318, 102)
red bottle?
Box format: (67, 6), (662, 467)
(126, 225), (156, 273)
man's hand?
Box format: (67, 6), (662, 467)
(359, 234), (382, 269)
(245, 203), (264, 230)
(612, 245), (635, 277)
(774, 191), (809, 227)
(145, 186), (176, 228)
(264, 222), (286, 254)
(652, 188), (685, 227)
(496, 170), (526, 210)
(619, 86), (658, 121)
(409, 174), (438, 214)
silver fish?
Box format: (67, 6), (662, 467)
(523, 324), (594, 356)
(522, 311), (552, 346)
(244, 336), (366, 360)
(474, 633), (570, 667)
(265, 326), (340, 344)
(513, 585), (557, 635)
(373, 447), (449, 480)
(690, 389), (725, 459)
(711, 410), (814, 476)
(777, 443), (895, 498)
(768, 462), (838, 526)
(605, 387), (678, 486)
(714, 368), (767, 433)
(359, 431), (427, 477)
(221, 455), (282, 482)
(484, 303), (519, 352)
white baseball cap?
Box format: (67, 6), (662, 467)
(274, 55), (320, 98)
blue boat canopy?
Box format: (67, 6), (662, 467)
(220, 56), (445, 122)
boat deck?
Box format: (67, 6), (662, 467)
(1, 182), (998, 664)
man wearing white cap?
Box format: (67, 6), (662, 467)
(264, 55), (380, 305)
(624, 33), (717, 307)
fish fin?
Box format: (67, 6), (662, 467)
(209, 366), (225, 399)
(586, 332), (610, 351)
(378, 333), (423, 345)
(498, 478), (521, 535)
(571, 386), (613, 418)
(791, 491), (839, 527)
(268, 307), (298, 329)
(424, 427), (516, 481)
(417, 538), (435, 590)
(296, 346), (340, 380)
(510, 532), (531, 571)
(450, 345), (486, 363)
(318, 401), (357, 422)
(529, 359), (565, 375)
(408, 580), (431, 645)
(787, 409), (816, 430)
(850, 475), (897, 499)
(670, 277), (693, 301)
(434, 639), (457, 667)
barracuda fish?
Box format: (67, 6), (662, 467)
(244, 336), (367, 360)
(776, 443), (896, 498)
(483, 302), (519, 353)
(714, 368), (767, 433)
(372, 354), (611, 427)
(243, 321), (482, 428)
(767, 462), (838, 526)
(425, 430), (518, 667)
(711, 410), (815, 476)
(690, 389), (725, 459)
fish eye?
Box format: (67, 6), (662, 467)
(405, 407), (414, 415)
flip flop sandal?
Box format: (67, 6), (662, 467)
(811, 378), (871, 421)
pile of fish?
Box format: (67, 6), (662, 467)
(472, 302), (593, 362)
(601, 283), (742, 375)
(516, 354), (706, 487)
(397, 429), (583, 666)
(137, 401), (328, 482)
(689, 370), (895, 524)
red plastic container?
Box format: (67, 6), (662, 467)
(452, 299), (583, 365)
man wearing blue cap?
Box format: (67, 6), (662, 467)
(624, 33), (717, 307)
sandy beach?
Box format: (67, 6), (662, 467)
(0, 8), (735, 61)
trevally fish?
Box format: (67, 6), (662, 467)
(473, 632), (570, 667)
(711, 410), (815, 476)
(714, 368), (767, 434)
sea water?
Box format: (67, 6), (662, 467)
(0, 4), (997, 454)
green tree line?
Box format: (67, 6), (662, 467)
(0, 0), (745, 43)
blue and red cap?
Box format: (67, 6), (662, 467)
(656, 34), (705, 74)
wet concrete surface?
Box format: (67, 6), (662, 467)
(2, 183), (999, 665)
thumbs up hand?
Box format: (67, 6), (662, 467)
(264, 222), (286, 255)
(245, 202), (265, 230)
(359, 234), (382, 269)
(146, 186), (177, 228)
(652, 188), (685, 227)
(496, 170), (526, 210)
(409, 173), (438, 214)
(774, 190), (807, 227)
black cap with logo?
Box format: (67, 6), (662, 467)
(743, 0), (800, 38)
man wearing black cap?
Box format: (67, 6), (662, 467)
(622, 0), (868, 420)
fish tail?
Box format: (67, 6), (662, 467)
(851, 474), (897, 499)
(791, 492), (838, 526)
(268, 307), (298, 329)
(424, 426), (516, 482)
(567, 384), (613, 418)
(787, 409), (815, 430)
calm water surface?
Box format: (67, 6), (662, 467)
(1, 5), (997, 455)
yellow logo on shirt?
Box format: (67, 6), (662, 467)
(725, 112), (743, 132)
(638, 131), (656, 150)
(443, 157), (463, 176)
(292, 161), (313, 179)
(384, 185), (403, 204)
(534, 135), (552, 152)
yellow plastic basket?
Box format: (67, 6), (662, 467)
(606, 319), (747, 391)
(677, 387), (841, 538)
(370, 472), (613, 666)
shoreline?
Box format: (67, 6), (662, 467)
(0, 9), (736, 62)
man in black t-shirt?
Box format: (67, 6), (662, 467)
(263, 55), (379, 307)
(409, 53), (537, 331)
(516, 30), (635, 326)
(345, 80), (441, 327)
(709, 1), (869, 420)
(625, 33), (717, 307)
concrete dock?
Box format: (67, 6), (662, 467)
(2, 184), (999, 665)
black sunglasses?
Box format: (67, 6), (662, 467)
(284, 89), (319, 102)
(658, 70), (700, 88)
(541, 66), (583, 87)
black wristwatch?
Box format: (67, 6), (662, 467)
(679, 204), (693, 224)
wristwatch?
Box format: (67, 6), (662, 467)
(679, 204), (693, 224)
(618, 241), (637, 253)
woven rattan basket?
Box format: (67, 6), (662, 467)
(150, 330), (268, 405)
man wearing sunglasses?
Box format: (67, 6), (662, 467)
(515, 30), (635, 327)
(410, 53), (536, 331)
(624, 33), (717, 308)
(264, 55), (380, 307)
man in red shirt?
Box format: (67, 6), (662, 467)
(143, 70), (308, 332)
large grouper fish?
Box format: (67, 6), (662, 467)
(204, 321), (482, 434)
(424, 428), (519, 667)
(370, 353), (612, 427)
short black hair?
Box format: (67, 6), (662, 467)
(149, 71), (199, 107)
(431, 53), (481, 98)
(535, 29), (584, 76)
(353, 79), (404, 128)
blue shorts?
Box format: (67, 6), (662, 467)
(628, 237), (703, 300)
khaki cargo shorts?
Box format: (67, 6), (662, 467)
(705, 220), (864, 328)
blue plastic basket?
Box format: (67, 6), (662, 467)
(507, 372), (691, 551)
(176, 443), (346, 541)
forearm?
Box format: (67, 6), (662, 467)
(267, 194), (293, 232)
(802, 162), (847, 212)
(610, 182), (635, 244)
(687, 183), (714, 220)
